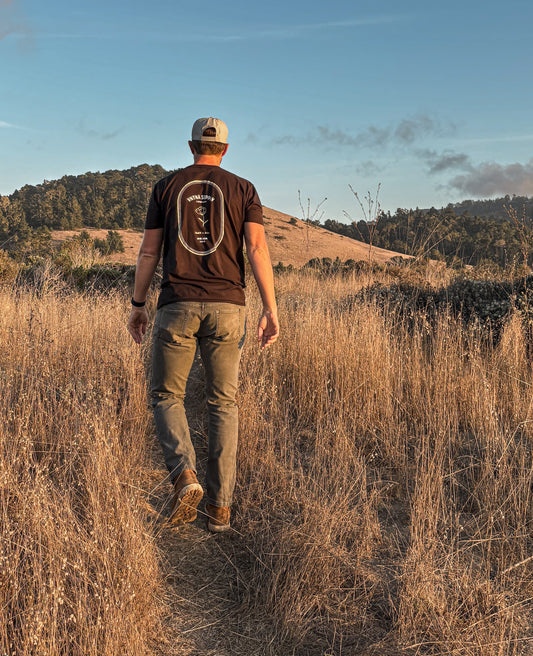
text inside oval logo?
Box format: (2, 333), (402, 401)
(177, 180), (225, 255)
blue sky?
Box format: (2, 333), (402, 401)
(1, 0), (533, 220)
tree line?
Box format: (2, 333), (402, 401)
(0, 164), (169, 253)
(446, 195), (533, 222)
(1, 163), (532, 268)
(323, 204), (533, 268)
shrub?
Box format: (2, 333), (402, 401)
(273, 261), (294, 273)
(0, 249), (19, 282)
(69, 264), (136, 290)
(350, 275), (533, 341)
(94, 230), (125, 255)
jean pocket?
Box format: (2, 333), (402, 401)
(155, 307), (192, 343)
(215, 307), (245, 342)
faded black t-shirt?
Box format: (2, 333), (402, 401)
(145, 165), (263, 308)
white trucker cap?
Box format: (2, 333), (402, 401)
(191, 117), (228, 144)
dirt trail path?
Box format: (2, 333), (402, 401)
(146, 460), (266, 656)
(143, 357), (264, 656)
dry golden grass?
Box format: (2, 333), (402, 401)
(1, 265), (532, 655)
(235, 270), (533, 655)
(0, 279), (166, 656)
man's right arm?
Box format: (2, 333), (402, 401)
(244, 222), (279, 349)
(127, 228), (163, 344)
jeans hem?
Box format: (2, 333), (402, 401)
(205, 497), (232, 508)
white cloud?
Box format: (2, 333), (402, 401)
(0, 120), (20, 128)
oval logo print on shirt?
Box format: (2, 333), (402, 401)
(177, 180), (225, 255)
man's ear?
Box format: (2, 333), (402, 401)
(188, 141), (196, 155)
(221, 143), (229, 157)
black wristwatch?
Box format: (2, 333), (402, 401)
(131, 298), (146, 308)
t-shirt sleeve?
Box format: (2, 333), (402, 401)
(244, 184), (264, 225)
(144, 183), (164, 229)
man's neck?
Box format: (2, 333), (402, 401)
(192, 154), (223, 166)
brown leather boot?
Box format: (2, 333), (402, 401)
(169, 470), (203, 525)
(205, 503), (231, 533)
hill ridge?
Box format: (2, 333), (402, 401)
(51, 206), (409, 269)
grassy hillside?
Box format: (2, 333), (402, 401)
(50, 207), (409, 269)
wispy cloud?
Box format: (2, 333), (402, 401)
(37, 32), (116, 40)
(448, 159), (533, 197)
(0, 120), (23, 129)
(315, 125), (390, 148)
(459, 133), (533, 145)
(38, 15), (404, 43)
(418, 149), (472, 174)
(395, 116), (442, 144)
(273, 114), (454, 150)
(211, 15), (403, 42)
(77, 119), (123, 141)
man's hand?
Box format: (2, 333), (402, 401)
(257, 309), (279, 349)
(128, 307), (149, 344)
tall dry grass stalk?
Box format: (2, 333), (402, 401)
(236, 269), (533, 655)
(0, 280), (165, 655)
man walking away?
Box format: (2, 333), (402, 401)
(128, 117), (279, 532)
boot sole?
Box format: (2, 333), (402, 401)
(168, 484), (203, 525)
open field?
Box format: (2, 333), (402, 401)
(1, 265), (532, 655)
(51, 206), (409, 268)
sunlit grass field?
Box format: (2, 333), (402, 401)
(0, 280), (163, 655)
(1, 264), (532, 655)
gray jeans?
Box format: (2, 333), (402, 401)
(151, 302), (246, 507)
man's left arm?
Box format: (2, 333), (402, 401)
(244, 222), (279, 349)
(127, 228), (163, 344)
